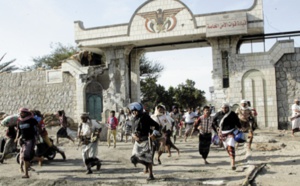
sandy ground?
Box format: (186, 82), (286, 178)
(0, 127), (300, 186)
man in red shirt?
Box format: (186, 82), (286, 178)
(107, 110), (118, 148)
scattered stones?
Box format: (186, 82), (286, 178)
(255, 143), (281, 151)
(280, 143), (287, 148)
(268, 139), (277, 143)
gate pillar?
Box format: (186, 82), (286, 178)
(208, 36), (241, 108)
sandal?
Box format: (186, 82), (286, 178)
(22, 175), (29, 179)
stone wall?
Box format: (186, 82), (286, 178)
(275, 47), (300, 129)
(0, 70), (76, 118)
(210, 40), (294, 129)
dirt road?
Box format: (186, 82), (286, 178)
(0, 128), (300, 186)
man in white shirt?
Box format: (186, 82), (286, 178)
(183, 107), (198, 142)
(291, 99), (300, 136)
(78, 113), (102, 174)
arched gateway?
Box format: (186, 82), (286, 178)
(0, 0), (297, 129)
(54, 0), (295, 127)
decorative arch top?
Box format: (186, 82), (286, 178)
(74, 0), (263, 49)
(128, 0), (196, 34)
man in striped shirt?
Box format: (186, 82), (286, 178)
(195, 106), (217, 164)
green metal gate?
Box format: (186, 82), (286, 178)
(86, 94), (102, 121)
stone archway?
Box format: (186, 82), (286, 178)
(72, 0), (295, 128)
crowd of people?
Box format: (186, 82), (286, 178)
(123, 100), (258, 180)
(0, 99), (260, 180)
(0, 108), (68, 178)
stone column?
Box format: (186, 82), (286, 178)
(208, 36), (241, 108)
(101, 45), (134, 111)
(61, 60), (90, 122)
(130, 49), (145, 103)
(123, 45), (135, 105)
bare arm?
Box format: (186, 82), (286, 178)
(14, 123), (20, 143)
(77, 123), (82, 138)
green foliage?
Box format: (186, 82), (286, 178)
(31, 43), (78, 69)
(141, 81), (175, 112)
(141, 77), (159, 110)
(0, 53), (18, 73)
(140, 55), (206, 111)
(174, 79), (206, 109)
(140, 54), (165, 110)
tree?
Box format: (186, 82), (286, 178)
(0, 53), (18, 73)
(174, 79), (206, 109)
(140, 77), (159, 111)
(164, 86), (177, 110)
(139, 56), (207, 111)
(140, 54), (165, 110)
(139, 55), (164, 79)
(31, 43), (78, 69)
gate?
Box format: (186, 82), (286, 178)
(85, 81), (103, 121)
(86, 94), (102, 121)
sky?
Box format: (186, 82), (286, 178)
(1, 0), (300, 99)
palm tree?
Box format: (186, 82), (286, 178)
(0, 53), (18, 73)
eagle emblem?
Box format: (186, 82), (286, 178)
(137, 8), (185, 33)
